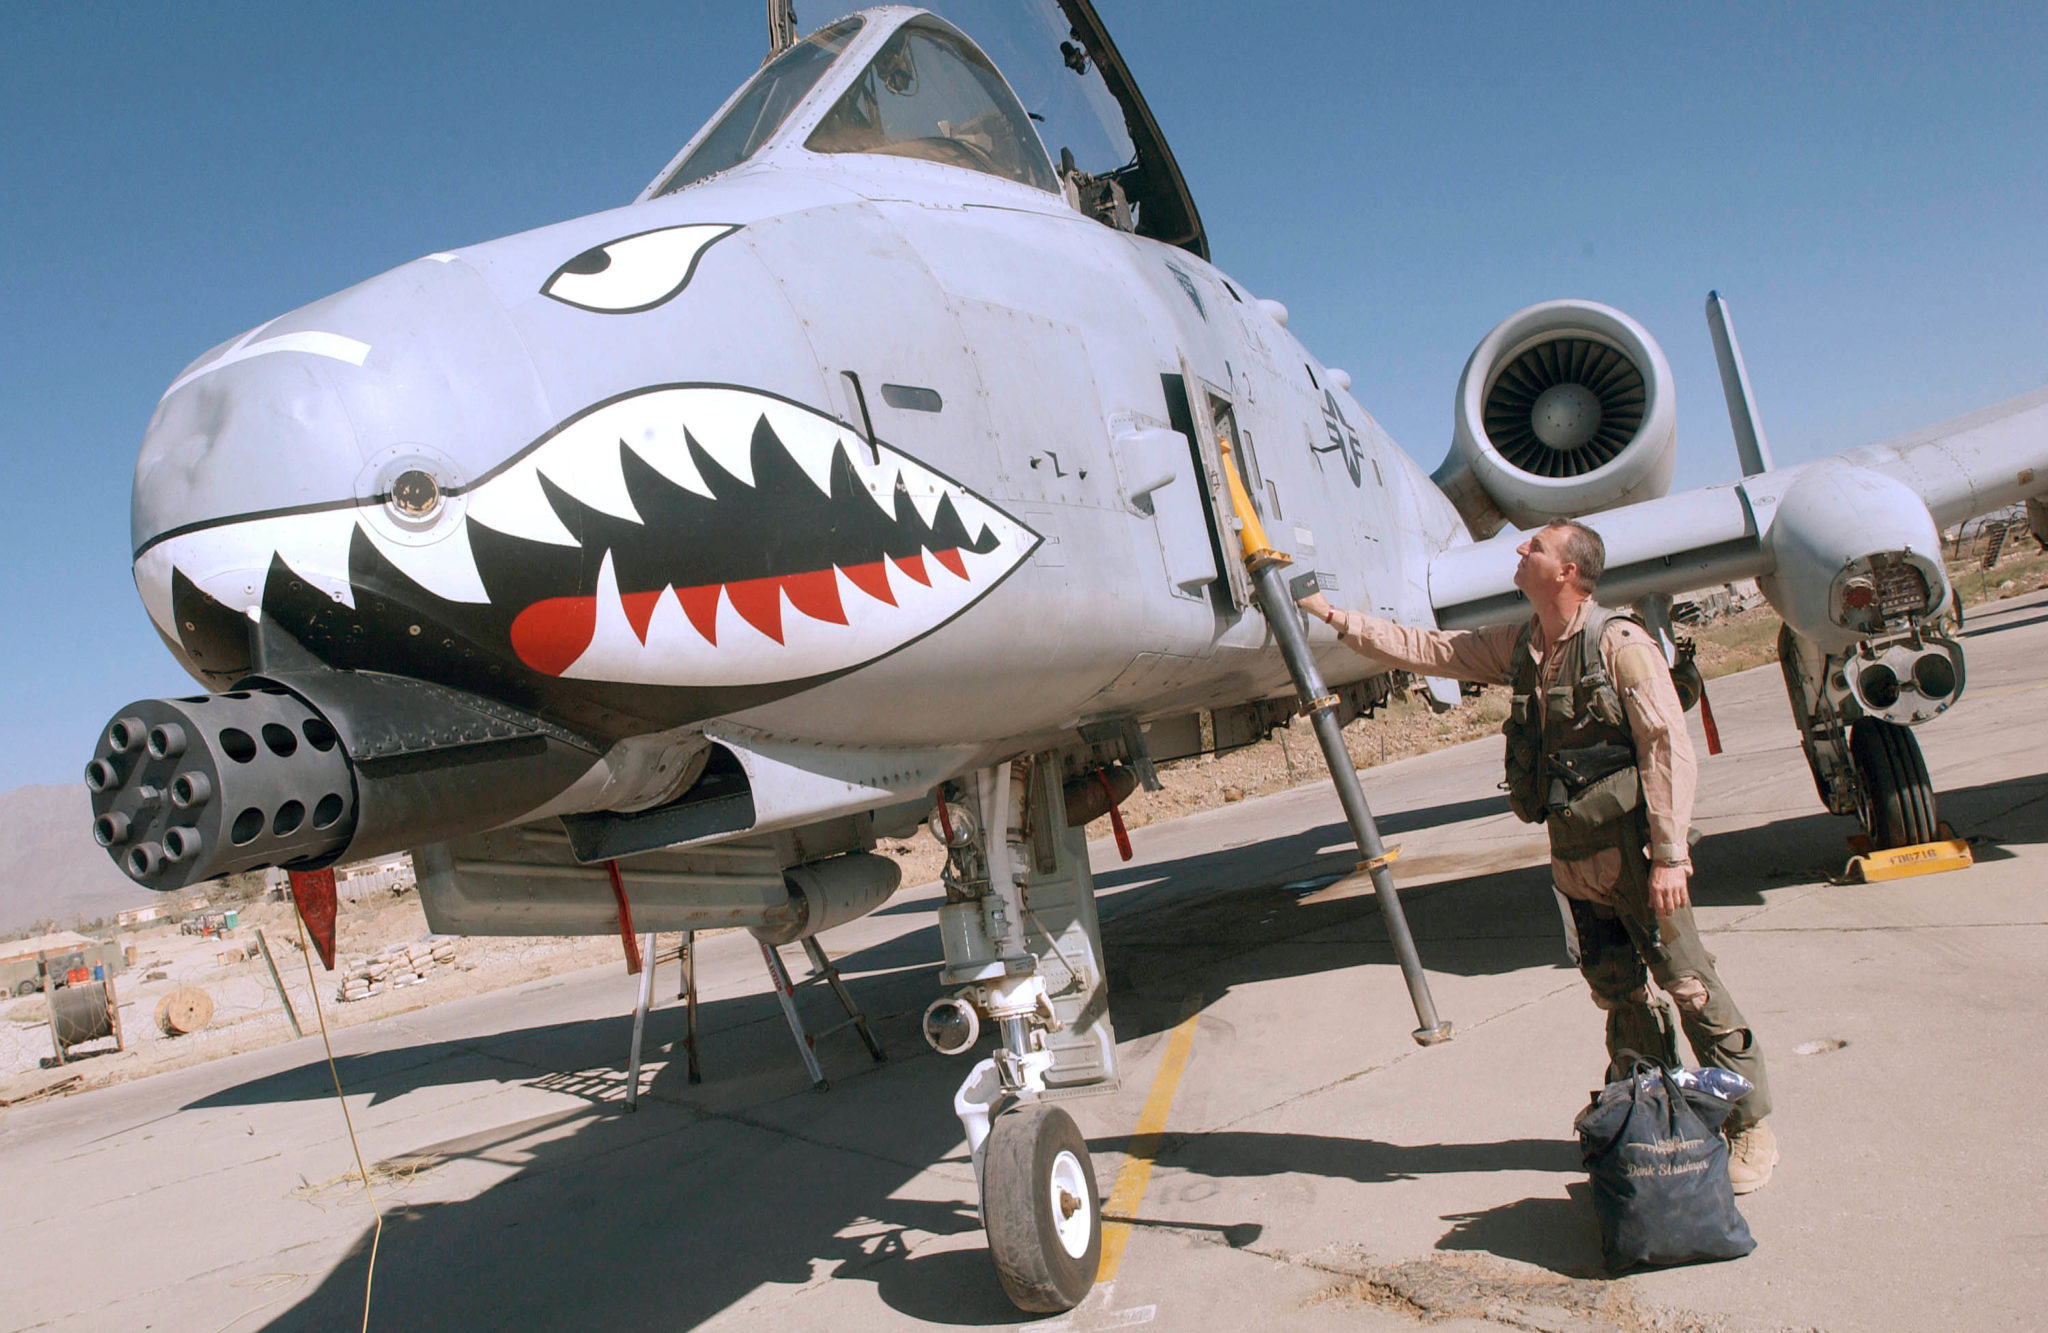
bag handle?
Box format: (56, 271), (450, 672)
(1585, 1049), (1667, 1156)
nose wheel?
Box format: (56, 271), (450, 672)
(980, 1103), (1101, 1313)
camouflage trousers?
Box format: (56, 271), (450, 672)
(1564, 845), (1774, 1130)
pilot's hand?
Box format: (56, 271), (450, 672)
(1648, 861), (1691, 918)
(1297, 590), (1334, 622)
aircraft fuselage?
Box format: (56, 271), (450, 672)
(133, 156), (1462, 768)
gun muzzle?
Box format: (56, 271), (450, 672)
(88, 671), (599, 890)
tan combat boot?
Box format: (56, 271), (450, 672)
(1726, 1120), (1778, 1195)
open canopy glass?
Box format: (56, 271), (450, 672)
(652, 3), (1204, 258)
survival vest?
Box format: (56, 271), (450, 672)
(1502, 603), (1648, 859)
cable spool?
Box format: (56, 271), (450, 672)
(155, 987), (215, 1036)
(51, 982), (116, 1049)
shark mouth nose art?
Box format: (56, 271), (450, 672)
(134, 385), (1038, 720)
(490, 385), (1035, 684)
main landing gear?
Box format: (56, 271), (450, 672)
(1848, 716), (1938, 848)
(1779, 624), (1948, 849)
(923, 756), (1118, 1315)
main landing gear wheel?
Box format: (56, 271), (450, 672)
(981, 1103), (1101, 1314)
(1850, 716), (1937, 849)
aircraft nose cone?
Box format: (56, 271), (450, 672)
(132, 256), (550, 554)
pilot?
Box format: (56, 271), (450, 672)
(1296, 519), (1777, 1194)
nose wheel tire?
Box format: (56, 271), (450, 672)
(981, 1103), (1101, 1314)
(1850, 716), (1937, 849)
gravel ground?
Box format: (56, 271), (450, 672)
(0, 891), (637, 1103)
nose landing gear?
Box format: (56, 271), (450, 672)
(982, 1104), (1102, 1313)
(926, 756), (1118, 1315)
(1780, 624), (1944, 850)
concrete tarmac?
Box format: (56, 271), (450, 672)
(4, 589), (2045, 1332)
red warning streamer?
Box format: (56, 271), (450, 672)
(606, 860), (642, 974)
(1699, 683), (1723, 756)
(1098, 771), (1133, 862)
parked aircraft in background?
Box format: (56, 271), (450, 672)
(81, 0), (2048, 1312)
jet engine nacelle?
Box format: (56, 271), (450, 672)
(1760, 463), (1952, 653)
(1434, 300), (1678, 538)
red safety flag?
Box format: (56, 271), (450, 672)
(287, 868), (339, 971)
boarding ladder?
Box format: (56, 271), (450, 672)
(623, 931), (885, 1107)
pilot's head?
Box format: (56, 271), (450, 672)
(1514, 519), (1604, 600)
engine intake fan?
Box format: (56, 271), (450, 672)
(1483, 338), (1646, 476)
(1434, 299), (1678, 538)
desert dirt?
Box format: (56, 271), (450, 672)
(7, 534), (2042, 1108)
(0, 891), (638, 1104)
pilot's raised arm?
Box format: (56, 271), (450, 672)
(1293, 590), (1520, 686)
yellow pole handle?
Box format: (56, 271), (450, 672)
(1216, 437), (1290, 572)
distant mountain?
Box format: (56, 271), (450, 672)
(0, 784), (159, 937)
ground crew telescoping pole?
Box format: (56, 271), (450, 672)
(1216, 440), (1453, 1045)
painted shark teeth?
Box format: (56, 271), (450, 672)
(481, 385), (1036, 687)
(530, 530), (1025, 687)
(358, 521), (491, 605)
(459, 385), (1008, 562)
(136, 508), (363, 641)
(134, 384), (1036, 695)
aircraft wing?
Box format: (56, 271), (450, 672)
(1430, 385), (2048, 631)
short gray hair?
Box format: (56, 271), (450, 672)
(1546, 520), (1605, 593)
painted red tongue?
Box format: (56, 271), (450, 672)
(509, 595), (596, 676)
(507, 550), (970, 676)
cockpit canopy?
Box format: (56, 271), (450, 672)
(805, 17), (1057, 192)
(644, 2), (1204, 258)
(653, 17), (865, 196)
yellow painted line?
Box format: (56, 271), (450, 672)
(1096, 995), (1203, 1283)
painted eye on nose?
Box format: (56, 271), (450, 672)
(541, 223), (739, 314)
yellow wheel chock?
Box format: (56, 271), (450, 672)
(1841, 824), (1974, 883)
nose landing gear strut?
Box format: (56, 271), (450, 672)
(927, 757), (1116, 1313)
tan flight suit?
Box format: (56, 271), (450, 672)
(1324, 600), (1772, 1128)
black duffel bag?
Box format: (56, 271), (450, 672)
(1575, 1062), (1756, 1271)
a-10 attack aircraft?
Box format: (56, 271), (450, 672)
(83, 0), (2048, 1313)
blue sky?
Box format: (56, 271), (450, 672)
(2, 1), (2043, 792)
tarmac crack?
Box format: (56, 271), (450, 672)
(1712, 880), (1828, 933)
(1207, 977), (1586, 1134)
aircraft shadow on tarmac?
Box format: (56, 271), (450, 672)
(1962, 610), (2048, 638)
(1106, 1128), (1604, 1274)
(197, 769), (2042, 1327)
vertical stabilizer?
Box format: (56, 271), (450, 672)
(1706, 291), (1777, 477)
